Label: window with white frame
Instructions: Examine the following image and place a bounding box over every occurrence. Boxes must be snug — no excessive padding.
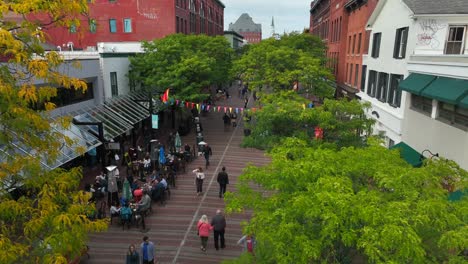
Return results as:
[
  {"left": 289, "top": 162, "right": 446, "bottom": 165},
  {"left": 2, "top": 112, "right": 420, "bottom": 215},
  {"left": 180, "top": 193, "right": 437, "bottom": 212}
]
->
[
  {"left": 376, "top": 72, "right": 389, "bottom": 102},
  {"left": 411, "top": 94, "right": 432, "bottom": 115},
  {"left": 445, "top": 26, "right": 466, "bottom": 54},
  {"left": 393, "top": 27, "right": 408, "bottom": 59},
  {"left": 371, "top": 33, "right": 381, "bottom": 58},
  {"left": 438, "top": 102, "right": 468, "bottom": 128},
  {"left": 123, "top": 18, "right": 132, "bottom": 33},
  {"left": 388, "top": 74, "right": 403, "bottom": 107},
  {"left": 367, "top": 70, "right": 377, "bottom": 97}
]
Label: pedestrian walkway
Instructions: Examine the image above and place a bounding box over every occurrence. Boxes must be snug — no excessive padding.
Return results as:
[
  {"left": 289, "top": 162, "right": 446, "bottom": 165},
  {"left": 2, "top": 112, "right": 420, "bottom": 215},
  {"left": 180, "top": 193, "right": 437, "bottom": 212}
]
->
[{"left": 81, "top": 86, "right": 270, "bottom": 263}]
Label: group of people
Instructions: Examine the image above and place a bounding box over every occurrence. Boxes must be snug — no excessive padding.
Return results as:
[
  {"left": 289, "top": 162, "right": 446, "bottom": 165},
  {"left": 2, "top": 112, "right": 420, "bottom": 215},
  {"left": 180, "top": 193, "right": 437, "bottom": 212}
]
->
[
  {"left": 192, "top": 166, "right": 229, "bottom": 198},
  {"left": 126, "top": 236, "right": 156, "bottom": 264},
  {"left": 197, "top": 210, "right": 227, "bottom": 252}
]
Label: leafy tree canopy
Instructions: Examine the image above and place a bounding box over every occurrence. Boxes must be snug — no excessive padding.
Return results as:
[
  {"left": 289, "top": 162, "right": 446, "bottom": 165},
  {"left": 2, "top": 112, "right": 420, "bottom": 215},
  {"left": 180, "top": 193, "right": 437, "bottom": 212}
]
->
[
  {"left": 243, "top": 91, "right": 374, "bottom": 150},
  {"left": 226, "top": 138, "right": 468, "bottom": 264},
  {"left": 231, "top": 33, "right": 334, "bottom": 100},
  {"left": 0, "top": 1, "right": 107, "bottom": 263},
  {"left": 129, "top": 34, "right": 234, "bottom": 101}
]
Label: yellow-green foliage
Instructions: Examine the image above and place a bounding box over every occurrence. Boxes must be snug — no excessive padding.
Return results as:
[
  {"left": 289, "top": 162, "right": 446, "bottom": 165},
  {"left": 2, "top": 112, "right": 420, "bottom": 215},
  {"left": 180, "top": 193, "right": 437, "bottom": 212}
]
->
[{"left": 0, "top": 1, "right": 107, "bottom": 263}]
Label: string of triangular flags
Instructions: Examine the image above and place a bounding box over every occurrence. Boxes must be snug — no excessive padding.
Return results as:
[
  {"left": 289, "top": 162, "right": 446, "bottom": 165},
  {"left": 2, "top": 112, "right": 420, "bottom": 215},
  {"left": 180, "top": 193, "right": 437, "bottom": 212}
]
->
[{"left": 159, "top": 88, "right": 315, "bottom": 114}]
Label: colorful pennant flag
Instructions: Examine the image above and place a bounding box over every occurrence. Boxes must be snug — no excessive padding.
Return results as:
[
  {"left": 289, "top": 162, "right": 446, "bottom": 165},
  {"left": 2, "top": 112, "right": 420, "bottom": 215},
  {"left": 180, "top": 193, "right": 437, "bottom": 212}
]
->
[{"left": 160, "top": 88, "right": 170, "bottom": 103}]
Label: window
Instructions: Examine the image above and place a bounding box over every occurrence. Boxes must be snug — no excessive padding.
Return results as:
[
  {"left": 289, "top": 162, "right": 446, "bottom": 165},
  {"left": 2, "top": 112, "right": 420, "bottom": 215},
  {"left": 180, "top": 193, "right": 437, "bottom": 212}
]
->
[
  {"left": 89, "top": 19, "right": 97, "bottom": 33},
  {"left": 438, "top": 102, "right": 468, "bottom": 128},
  {"left": 387, "top": 74, "right": 403, "bottom": 107},
  {"left": 361, "top": 65, "right": 367, "bottom": 92},
  {"left": 109, "top": 19, "right": 117, "bottom": 33},
  {"left": 338, "top": 17, "right": 342, "bottom": 41},
  {"left": 110, "top": 72, "right": 118, "bottom": 97},
  {"left": 367, "top": 70, "right": 377, "bottom": 97},
  {"left": 445, "top": 26, "right": 466, "bottom": 54},
  {"left": 349, "top": 64, "right": 353, "bottom": 84},
  {"left": 371, "top": 33, "right": 381, "bottom": 58},
  {"left": 393, "top": 27, "right": 408, "bottom": 59},
  {"left": 123, "top": 18, "right": 132, "bottom": 33},
  {"left": 69, "top": 24, "right": 77, "bottom": 33},
  {"left": 376, "top": 72, "right": 389, "bottom": 102},
  {"left": 354, "top": 64, "right": 359, "bottom": 87},
  {"left": 348, "top": 36, "right": 352, "bottom": 54},
  {"left": 411, "top": 94, "right": 432, "bottom": 115},
  {"left": 352, "top": 34, "right": 356, "bottom": 54},
  {"left": 345, "top": 64, "right": 349, "bottom": 83},
  {"left": 357, "top": 33, "right": 362, "bottom": 54}
]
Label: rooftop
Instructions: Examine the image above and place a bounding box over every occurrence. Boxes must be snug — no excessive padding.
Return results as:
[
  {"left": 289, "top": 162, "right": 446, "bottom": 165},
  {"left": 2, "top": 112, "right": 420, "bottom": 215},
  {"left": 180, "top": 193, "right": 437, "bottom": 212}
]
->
[
  {"left": 228, "top": 13, "right": 262, "bottom": 33},
  {"left": 403, "top": 0, "right": 468, "bottom": 14}
]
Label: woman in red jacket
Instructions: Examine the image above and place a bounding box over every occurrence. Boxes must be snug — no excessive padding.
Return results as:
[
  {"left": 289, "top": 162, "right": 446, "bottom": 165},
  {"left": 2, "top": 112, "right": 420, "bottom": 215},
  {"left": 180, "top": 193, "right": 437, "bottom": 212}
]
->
[{"left": 197, "top": 214, "right": 213, "bottom": 252}]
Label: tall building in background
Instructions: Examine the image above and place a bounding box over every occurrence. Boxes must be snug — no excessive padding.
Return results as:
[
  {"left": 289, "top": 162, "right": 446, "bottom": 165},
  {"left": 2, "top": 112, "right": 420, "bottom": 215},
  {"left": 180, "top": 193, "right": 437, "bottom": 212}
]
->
[
  {"left": 228, "top": 13, "right": 262, "bottom": 43},
  {"left": 310, "top": 0, "right": 378, "bottom": 98},
  {"left": 41, "top": 0, "right": 225, "bottom": 50}
]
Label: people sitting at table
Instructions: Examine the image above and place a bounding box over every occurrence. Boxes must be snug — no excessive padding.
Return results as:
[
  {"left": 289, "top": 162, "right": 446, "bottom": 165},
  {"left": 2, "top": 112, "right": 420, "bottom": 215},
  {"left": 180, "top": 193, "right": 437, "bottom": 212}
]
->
[
  {"left": 110, "top": 201, "right": 121, "bottom": 216},
  {"left": 137, "top": 190, "right": 151, "bottom": 213},
  {"left": 160, "top": 177, "right": 168, "bottom": 190},
  {"left": 150, "top": 169, "right": 161, "bottom": 182},
  {"left": 120, "top": 202, "right": 132, "bottom": 229},
  {"left": 150, "top": 180, "right": 165, "bottom": 202},
  {"left": 134, "top": 188, "right": 143, "bottom": 203}
]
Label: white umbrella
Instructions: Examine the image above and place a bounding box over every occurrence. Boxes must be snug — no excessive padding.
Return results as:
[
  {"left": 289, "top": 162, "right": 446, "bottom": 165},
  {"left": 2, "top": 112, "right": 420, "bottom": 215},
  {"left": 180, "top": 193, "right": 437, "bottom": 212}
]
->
[{"left": 198, "top": 141, "right": 207, "bottom": 145}]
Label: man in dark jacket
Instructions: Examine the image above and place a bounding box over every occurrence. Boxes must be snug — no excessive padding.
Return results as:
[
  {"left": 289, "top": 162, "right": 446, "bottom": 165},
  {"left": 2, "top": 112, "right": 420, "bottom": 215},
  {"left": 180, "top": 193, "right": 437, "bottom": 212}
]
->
[
  {"left": 203, "top": 144, "right": 212, "bottom": 168},
  {"left": 211, "top": 209, "right": 227, "bottom": 250},
  {"left": 217, "top": 167, "right": 229, "bottom": 198}
]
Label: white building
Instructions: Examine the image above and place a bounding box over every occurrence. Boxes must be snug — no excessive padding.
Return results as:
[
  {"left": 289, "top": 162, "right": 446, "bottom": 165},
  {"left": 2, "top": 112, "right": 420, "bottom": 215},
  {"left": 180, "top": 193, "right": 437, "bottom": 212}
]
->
[
  {"left": 359, "top": 0, "right": 417, "bottom": 147},
  {"left": 398, "top": 0, "right": 468, "bottom": 169}
]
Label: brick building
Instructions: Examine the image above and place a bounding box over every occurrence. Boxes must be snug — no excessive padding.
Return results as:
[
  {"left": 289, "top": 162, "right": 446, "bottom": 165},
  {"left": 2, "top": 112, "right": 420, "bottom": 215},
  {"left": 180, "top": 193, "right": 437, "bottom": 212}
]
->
[
  {"left": 342, "top": 0, "right": 378, "bottom": 97},
  {"left": 228, "top": 13, "right": 262, "bottom": 44},
  {"left": 310, "top": 0, "right": 377, "bottom": 98},
  {"left": 41, "top": 0, "right": 225, "bottom": 50}
]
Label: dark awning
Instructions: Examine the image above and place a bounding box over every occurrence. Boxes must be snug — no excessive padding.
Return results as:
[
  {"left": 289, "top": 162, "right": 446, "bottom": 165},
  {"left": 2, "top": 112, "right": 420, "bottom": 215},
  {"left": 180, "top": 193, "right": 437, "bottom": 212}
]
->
[
  {"left": 70, "top": 90, "right": 158, "bottom": 141},
  {"left": 0, "top": 123, "right": 101, "bottom": 170},
  {"left": 399, "top": 73, "right": 436, "bottom": 95},
  {"left": 390, "top": 141, "right": 422, "bottom": 167},
  {"left": 421, "top": 77, "right": 468, "bottom": 105}
]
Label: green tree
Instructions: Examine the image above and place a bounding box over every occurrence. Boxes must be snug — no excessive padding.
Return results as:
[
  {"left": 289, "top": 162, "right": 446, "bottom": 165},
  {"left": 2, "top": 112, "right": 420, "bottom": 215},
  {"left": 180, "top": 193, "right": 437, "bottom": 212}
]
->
[
  {"left": 0, "top": 1, "right": 108, "bottom": 263},
  {"left": 129, "top": 34, "right": 234, "bottom": 101},
  {"left": 243, "top": 91, "right": 374, "bottom": 150},
  {"left": 231, "top": 33, "right": 334, "bottom": 99},
  {"left": 226, "top": 138, "right": 468, "bottom": 264}
]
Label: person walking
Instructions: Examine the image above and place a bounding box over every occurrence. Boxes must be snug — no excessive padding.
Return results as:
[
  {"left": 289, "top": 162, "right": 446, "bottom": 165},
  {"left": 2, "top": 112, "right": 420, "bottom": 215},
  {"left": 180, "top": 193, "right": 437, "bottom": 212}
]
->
[
  {"left": 211, "top": 209, "right": 227, "bottom": 250},
  {"left": 126, "top": 244, "right": 140, "bottom": 264},
  {"left": 193, "top": 167, "right": 205, "bottom": 196},
  {"left": 217, "top": 167, "right": 229, "bottom": 198},
  {"left": 140, "top": 236, "right": 155, "bottom": 264},
  {"left": 203, "top": 144, "right": 212, "bottom": 168},
  {"left": 197, "top": 214, "right": 212, "bottom": 252}
]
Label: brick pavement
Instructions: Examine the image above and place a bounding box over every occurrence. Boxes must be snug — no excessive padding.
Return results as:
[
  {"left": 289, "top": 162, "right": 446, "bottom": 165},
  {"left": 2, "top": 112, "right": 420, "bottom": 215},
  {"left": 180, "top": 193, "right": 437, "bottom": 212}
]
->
[{"left": 81, "top": 86, "right": 270, "bottom": 264}]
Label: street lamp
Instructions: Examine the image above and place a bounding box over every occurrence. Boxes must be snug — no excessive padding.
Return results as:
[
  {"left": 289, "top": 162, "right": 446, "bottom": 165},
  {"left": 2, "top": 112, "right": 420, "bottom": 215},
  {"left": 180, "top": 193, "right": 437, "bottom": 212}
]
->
[{"left": 420, "top": 149, "right": 439, "bottom": 160}]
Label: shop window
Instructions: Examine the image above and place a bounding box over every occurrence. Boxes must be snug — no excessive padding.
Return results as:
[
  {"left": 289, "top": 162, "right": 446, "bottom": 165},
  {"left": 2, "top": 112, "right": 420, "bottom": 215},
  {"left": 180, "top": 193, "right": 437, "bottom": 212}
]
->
[
  {"left": 438, "top": 102, "right": 468, "bottom": 129},
  {"left": 411, "top": 94, "right": 432, "bottom": 115}
]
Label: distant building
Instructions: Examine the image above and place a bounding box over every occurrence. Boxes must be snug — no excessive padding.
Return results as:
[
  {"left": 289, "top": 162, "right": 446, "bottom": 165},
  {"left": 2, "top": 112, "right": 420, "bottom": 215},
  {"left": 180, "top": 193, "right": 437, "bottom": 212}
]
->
[
  {"left": 228, "top": 13, "right": 262, "bottom": 44},
  {"left": 40, "top": 0, "right": 225, "bottom": 50},
  {"left": 224, "top": 31, "right": 244, "bottom": 49}
]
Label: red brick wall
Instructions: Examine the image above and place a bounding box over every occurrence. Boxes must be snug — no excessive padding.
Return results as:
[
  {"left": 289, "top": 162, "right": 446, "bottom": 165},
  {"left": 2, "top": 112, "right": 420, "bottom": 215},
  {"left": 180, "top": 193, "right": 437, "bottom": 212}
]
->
[
  {"left": 344, "top": 0, "right": 378, "bottom": 91},
  {"left": 42, "top": 0, "right": 224, "bottom": 49},
  {"left": 241, "top": 32, "right": 262, "bottom": 43}
]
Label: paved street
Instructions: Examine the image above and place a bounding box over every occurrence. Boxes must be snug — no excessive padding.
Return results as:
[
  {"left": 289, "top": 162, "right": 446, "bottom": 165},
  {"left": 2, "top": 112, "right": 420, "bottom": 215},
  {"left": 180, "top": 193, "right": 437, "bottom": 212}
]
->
[{"left": 82, "top": 88, "right": 270, "bottom": 264}]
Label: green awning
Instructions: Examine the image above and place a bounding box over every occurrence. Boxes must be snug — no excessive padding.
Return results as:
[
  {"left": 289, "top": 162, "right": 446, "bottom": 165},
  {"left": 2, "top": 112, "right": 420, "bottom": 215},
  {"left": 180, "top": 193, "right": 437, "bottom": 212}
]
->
[
  {"left": 421, "top": 77, "right": 468, "bottom": 104},
  {"left": 448, "top": 189, "right": 466, "bottom": 202},
  {"left": 399, "top": 73, "right": 436, "bottom": 95},
  {"left": 390, "top": 142, "right": 422, "bottom": 167},
  {"left": 459, "top": 95, "right": 468, "bottom": 109}
]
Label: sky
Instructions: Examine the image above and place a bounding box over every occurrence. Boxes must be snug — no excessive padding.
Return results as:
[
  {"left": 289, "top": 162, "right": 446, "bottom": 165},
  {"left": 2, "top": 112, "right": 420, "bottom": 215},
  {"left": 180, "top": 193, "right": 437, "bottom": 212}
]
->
[{"left": 222, "top": 0, "right": 312, "bottom": 38}]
